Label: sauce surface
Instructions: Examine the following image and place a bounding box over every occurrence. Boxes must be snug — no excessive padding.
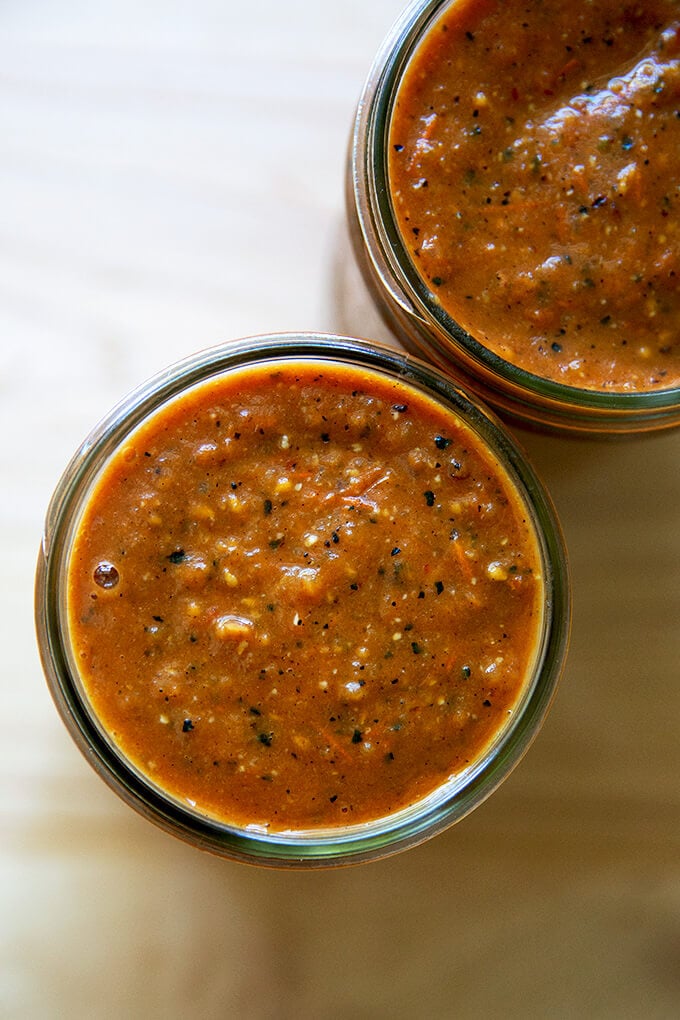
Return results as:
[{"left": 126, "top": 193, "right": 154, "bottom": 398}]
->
[
  {"left": 389, "top": 0, "right": 680, "bottom": 391},
  {"left": 68, "top": 362, "right": 543, "bottom": 831}
]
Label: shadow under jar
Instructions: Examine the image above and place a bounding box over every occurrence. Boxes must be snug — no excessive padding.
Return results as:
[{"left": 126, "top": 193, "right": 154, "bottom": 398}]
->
[
  {"left": 348, "top": 0, "right": 680, "bottom": 434},
  {"left": 36, "top": 334, "right": 569, "bottom": 867}
]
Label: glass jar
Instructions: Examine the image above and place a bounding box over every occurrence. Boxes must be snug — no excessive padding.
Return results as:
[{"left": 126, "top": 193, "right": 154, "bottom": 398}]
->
[
  {"left": 36, "top": 333, "right": 569, "bottom": 867},
  {"left": 347, "top": 0, "right": 680, "bottom": 435}
]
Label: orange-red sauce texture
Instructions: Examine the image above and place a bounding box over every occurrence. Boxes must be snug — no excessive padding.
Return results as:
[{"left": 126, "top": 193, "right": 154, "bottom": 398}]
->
[
  {"left": 389, "top": 0, "right": 680, "bottom": 391},
  {"left": 68, "top": 362, "right": 543, "bottom": 830}
]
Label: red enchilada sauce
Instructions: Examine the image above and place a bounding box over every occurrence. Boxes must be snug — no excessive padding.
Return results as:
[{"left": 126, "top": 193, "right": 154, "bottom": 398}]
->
[
  {"left": 389, "top": 0, "right": 680, "bottom": 391},
  {"left": 68, "top": 363, "right": 543, "bottom": 830}
]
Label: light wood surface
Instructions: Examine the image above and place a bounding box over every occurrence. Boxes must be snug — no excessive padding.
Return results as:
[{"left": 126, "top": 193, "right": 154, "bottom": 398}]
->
[{"left": 2, "top": 2, "right": 679, "bottom": 1017}]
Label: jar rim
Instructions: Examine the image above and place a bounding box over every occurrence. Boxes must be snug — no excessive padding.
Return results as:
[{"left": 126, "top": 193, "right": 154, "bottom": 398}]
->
[
  {"left": 36, "top": 332, "right": 570, "bottom": 867},
  {"left": 349, "top": 0, "right": 680, "bottom": 431}
]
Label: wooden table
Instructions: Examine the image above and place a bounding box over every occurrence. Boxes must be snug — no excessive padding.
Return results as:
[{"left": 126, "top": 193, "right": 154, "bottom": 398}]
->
[{"left": 2, "top": 2, "right": 678, "bottom": 1016}]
